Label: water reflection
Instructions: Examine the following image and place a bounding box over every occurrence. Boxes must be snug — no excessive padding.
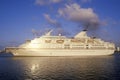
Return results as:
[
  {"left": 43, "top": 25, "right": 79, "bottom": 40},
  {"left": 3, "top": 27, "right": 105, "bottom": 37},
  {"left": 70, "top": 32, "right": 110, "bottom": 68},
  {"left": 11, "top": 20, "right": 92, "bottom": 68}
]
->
[{"left": 0, "top": 55, "right": 120, "bottom": 80}]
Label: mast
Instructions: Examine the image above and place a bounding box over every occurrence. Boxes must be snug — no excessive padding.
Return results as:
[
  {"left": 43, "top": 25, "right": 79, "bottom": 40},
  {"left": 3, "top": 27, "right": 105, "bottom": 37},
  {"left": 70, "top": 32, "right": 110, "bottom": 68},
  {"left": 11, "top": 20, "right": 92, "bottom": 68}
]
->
[{"left": 45, "top": 29, "right": 53, "bottom": 36}]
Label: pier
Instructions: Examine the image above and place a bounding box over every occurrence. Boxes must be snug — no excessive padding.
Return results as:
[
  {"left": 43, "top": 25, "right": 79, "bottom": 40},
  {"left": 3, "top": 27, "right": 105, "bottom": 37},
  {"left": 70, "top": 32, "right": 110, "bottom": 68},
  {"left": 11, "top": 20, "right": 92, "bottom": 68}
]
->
[
  {"left": 116, "top": 47, "right": 120, "bottom": 52},
  {"left": 115, "top": 47, "right": 120, "bottom": 54}
]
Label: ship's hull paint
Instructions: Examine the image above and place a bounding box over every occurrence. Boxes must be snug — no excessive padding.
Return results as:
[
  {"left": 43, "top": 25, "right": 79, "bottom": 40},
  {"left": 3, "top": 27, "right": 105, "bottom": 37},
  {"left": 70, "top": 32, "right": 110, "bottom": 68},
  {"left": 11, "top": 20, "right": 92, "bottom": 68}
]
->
[{"left": 9, "top": 49, "right": 114, "bottom": 56}]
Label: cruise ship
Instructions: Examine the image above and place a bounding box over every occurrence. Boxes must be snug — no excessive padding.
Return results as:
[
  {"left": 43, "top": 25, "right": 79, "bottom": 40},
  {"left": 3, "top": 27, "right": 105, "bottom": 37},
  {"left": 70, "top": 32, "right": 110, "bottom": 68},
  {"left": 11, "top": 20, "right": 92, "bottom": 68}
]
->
[{"left": 5, "top": 30, "right": 115, "bottom": 56}]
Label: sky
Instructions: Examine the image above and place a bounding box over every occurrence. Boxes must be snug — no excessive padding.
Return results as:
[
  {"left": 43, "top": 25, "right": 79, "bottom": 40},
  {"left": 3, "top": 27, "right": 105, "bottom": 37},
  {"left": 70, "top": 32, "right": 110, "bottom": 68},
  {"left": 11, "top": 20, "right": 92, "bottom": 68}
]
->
[{"left": 0, "top": 0, "right": 120, "bottom": 49}]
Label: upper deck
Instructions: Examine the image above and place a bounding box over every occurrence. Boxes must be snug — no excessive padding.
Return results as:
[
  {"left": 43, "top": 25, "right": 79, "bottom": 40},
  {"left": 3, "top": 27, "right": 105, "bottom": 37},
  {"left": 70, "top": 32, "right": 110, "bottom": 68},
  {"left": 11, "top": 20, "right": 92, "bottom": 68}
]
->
[{"left": 17, "top": 30, "right": 115, "bottom": 50}]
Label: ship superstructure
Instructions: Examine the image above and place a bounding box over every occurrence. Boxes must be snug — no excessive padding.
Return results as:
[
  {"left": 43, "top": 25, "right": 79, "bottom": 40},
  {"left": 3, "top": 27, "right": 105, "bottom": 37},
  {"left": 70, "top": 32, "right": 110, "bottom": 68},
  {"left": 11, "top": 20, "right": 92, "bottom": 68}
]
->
[{"left": 5, "top": 30, "right": 115, "bottom": 56}]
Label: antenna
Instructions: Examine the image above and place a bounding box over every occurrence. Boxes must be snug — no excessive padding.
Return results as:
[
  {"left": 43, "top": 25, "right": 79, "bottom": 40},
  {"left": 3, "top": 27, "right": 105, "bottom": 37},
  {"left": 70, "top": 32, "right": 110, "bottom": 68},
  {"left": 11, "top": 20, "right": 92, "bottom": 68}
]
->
[
  {"left": 45, "top": 29, "right": 53, "bottom": 36},
  {"left": 84, "top": 23, "right": 90, "bottom": 31},
  {"left": 32, "top": 29, "right": 39, "bottom": 38}
]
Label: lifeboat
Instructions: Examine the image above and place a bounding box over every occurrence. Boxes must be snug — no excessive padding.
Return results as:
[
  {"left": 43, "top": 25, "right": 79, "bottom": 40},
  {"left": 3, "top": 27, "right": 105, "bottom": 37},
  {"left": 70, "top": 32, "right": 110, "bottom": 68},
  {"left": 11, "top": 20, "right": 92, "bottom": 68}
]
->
[
  {"left": 56, "top": 40, "right": 64, "bottom": 44},
  {"left": 45, "top": 40, "right": 51, "bottom": 43}
]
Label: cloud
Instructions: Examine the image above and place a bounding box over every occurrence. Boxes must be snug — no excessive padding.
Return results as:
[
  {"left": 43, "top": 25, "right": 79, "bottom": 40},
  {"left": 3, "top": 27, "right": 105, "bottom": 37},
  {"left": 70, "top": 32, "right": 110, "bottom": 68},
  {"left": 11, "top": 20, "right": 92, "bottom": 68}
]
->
[
  {"left": 44, "top": 14, "right": 71, "bottom": 36},
  {"left": 44, "top": 14, "right": 61, "bottom": 27},
  {"left": 35, "top": 0, "right": 62, "bottom": 5},
  {"left": 58, "top": 3, "right": 99, "bottom": 29},
  {"left": 81, "top": 0, "right": 92, "bottom": 3},
  {"left": 101, "top": 19, "right": 120, "bottom": 26}
]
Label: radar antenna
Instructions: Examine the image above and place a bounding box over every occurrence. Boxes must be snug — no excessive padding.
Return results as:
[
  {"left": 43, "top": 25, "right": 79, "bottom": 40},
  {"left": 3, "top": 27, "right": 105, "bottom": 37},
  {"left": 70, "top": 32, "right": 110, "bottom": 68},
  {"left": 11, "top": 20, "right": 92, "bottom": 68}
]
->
[{"left": 32, "top": 29, "right": 39, "bottom": 38}]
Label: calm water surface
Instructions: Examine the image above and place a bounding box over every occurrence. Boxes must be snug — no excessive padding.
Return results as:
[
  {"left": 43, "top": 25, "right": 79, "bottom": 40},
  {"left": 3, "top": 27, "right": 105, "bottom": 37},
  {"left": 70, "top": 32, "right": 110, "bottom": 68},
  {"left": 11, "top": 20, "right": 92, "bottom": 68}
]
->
[{"left": 0, "top": 53, "right": 120, "bottom": 80}]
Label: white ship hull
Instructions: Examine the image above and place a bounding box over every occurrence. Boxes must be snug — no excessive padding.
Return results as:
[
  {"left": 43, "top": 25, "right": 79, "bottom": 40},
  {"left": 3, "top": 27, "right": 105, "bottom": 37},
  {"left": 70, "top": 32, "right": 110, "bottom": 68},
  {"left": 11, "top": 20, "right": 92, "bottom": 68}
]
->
[
  {"left": 5, "top": 30, "right": 115, "bottom": 56},
  {"left": 9, "top": 49, "right": 114, "bottom": 56}
]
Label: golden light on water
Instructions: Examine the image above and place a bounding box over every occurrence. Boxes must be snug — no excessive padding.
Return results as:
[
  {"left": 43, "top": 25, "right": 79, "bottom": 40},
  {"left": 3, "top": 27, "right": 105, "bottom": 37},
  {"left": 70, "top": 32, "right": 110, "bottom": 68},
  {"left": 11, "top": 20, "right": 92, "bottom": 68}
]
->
[{"left": 30, "top": 64, "right": 39, "bottom": 73}]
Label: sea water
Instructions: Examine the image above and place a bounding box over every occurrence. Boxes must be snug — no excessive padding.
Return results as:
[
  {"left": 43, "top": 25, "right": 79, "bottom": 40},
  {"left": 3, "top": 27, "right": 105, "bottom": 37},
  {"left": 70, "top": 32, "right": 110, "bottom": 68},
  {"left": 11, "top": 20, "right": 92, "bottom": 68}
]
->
[{"left": 0, "top": 53, "right": 120, "bottom": 80}]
